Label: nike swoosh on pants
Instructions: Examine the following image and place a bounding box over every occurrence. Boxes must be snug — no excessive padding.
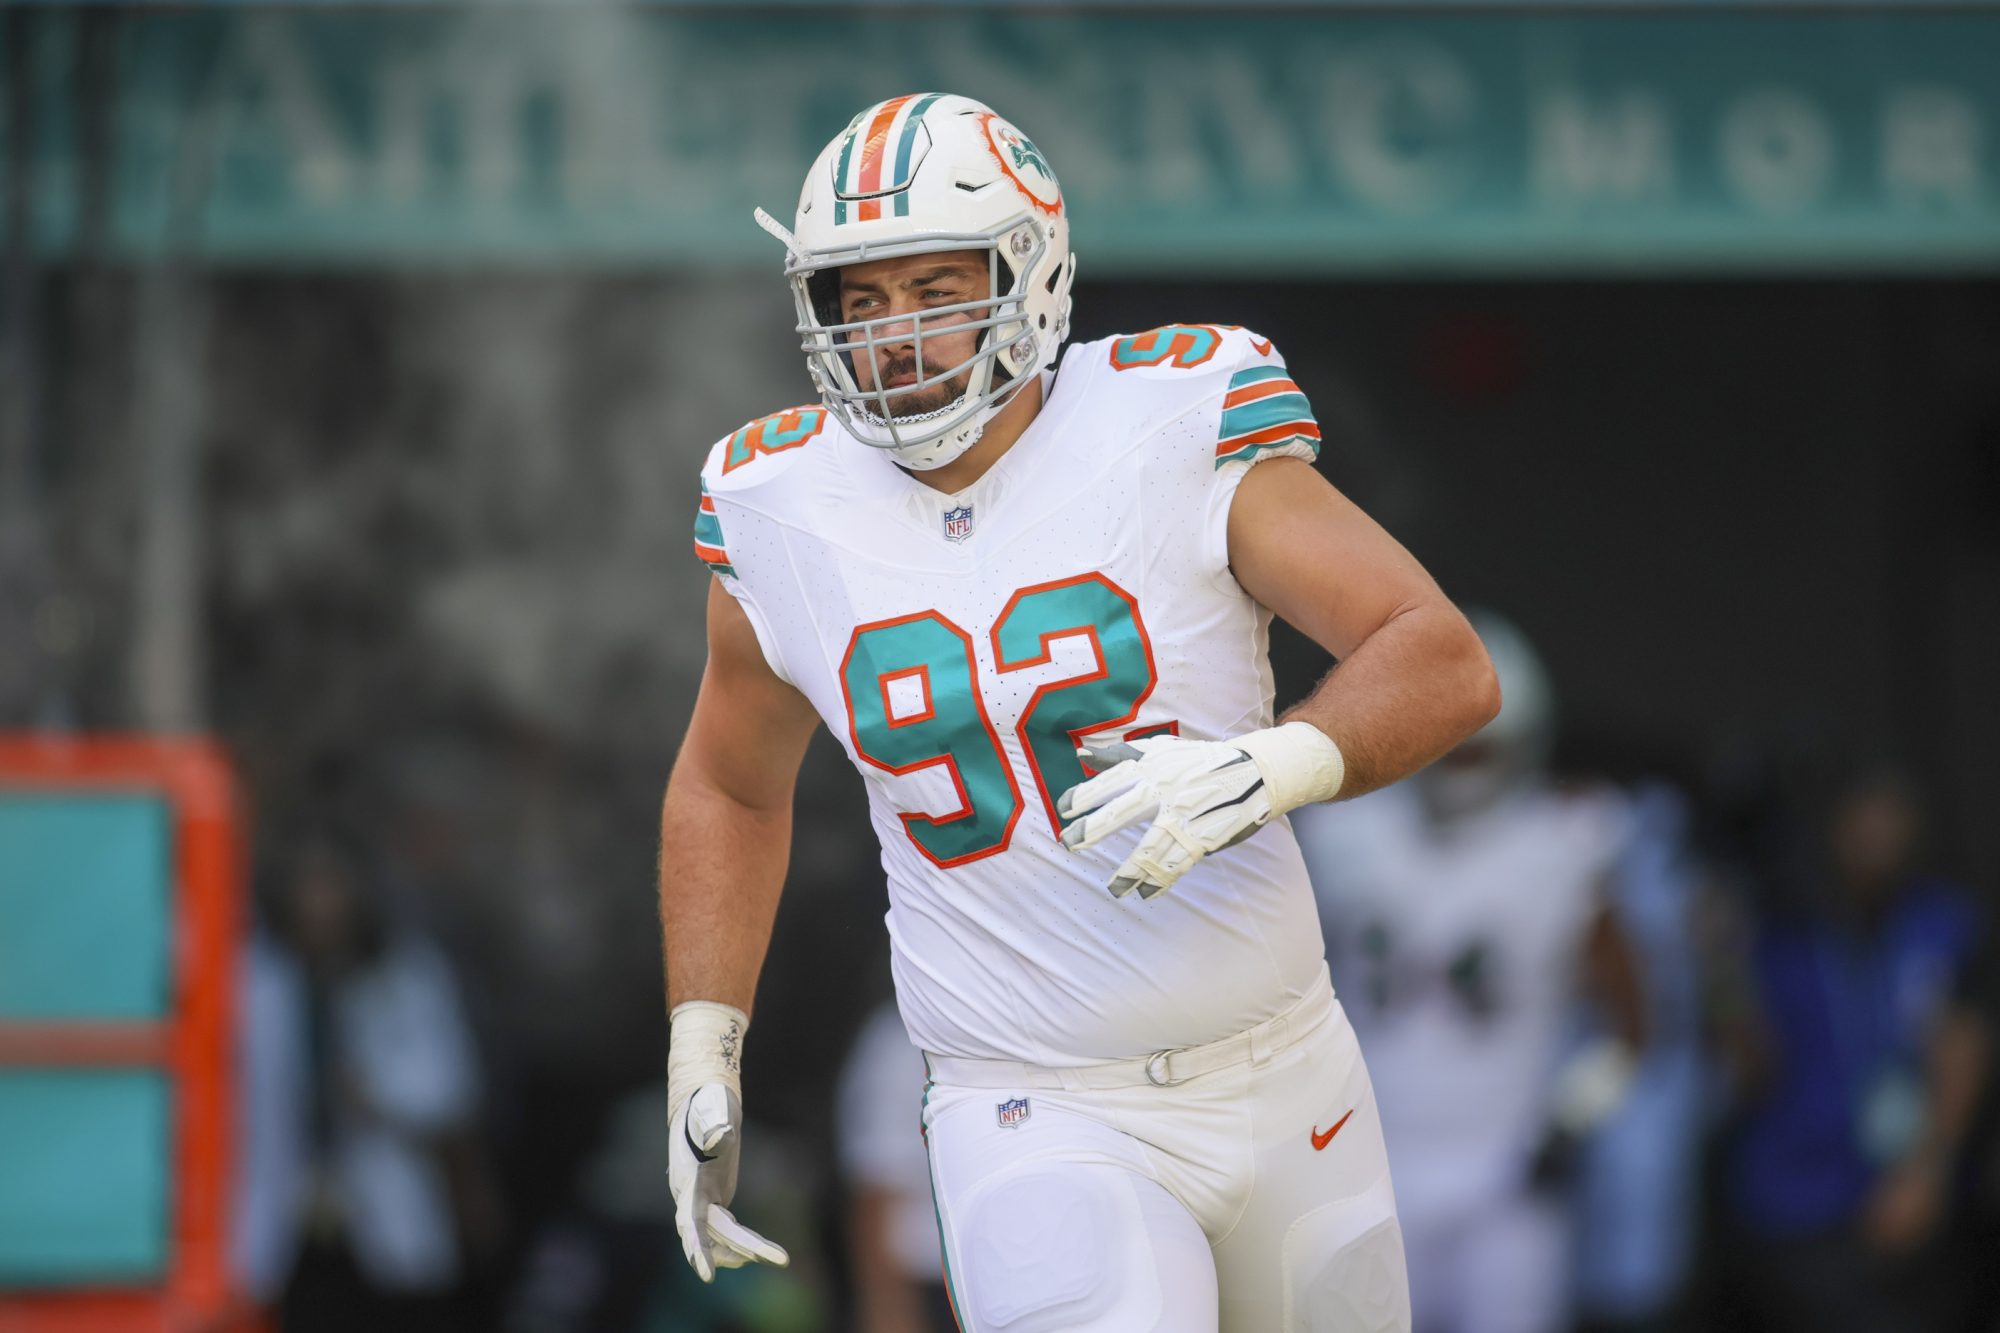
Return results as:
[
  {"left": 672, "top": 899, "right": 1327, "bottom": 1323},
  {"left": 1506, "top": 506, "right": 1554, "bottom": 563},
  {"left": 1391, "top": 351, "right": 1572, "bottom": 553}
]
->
[{"left": 1311, "top": 1108, "right": 1355, "bottom": 1151}]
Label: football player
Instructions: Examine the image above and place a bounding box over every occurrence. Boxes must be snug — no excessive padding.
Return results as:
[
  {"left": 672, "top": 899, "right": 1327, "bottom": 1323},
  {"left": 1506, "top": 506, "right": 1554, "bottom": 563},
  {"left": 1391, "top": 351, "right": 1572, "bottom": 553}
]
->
[{"left": 660, "top": 93, "right": 1499, "bottom": 1332}]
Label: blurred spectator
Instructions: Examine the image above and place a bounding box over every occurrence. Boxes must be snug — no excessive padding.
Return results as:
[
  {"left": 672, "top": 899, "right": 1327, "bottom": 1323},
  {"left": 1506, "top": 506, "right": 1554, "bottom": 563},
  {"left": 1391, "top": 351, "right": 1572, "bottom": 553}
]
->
[
  {"left": 836, "top": 1001, "right": 952, "bottom": 1333},
  {"left": 233, "top": 827, "right": 500, "bottom": 1333},
  {"left": 502, "top": 1082, "right": 681, "bottom": 1333},
  {"left": 505, "top": 1074, "right": 831, "bottom": 1332},
  {"left": 1294, "top": 611, "right": 1647, "bottom": 1333},
  {"left": 1713, "top": 766, "right": 1987, "bottom": 1333},
  {"left": 1941, "top": 926, "right": 2000, "bottom": 1333},
  {"left": 1574, "top": 784, "right": 1707, "bottom": 1333}
]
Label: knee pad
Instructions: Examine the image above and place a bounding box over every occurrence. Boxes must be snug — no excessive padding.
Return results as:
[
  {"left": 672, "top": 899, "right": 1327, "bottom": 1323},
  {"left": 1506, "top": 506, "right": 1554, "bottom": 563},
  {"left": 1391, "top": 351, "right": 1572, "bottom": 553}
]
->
[
  {"left": 1287, "top": 1177, "right": 1410, "bottom": 1333},
  {"left": 951, "top": 1166, "right": 1159, "bottom": 1332}
]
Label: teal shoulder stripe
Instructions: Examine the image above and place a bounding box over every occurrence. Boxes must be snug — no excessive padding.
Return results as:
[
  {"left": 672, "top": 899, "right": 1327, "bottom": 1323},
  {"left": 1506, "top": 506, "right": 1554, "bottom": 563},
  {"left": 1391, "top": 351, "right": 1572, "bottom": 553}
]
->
[
  {"left": 1217, "top": 437, "right": 1319, "bottom": 468},
  {"left": 1226, "top": 364, "right": 1291, "bottom": 389},
  {"left": 1220, "top": 392, "right": 1315, "bottom": 439},
  {"left": 694, "top": 477, "right": 730, "bottom": 575}
]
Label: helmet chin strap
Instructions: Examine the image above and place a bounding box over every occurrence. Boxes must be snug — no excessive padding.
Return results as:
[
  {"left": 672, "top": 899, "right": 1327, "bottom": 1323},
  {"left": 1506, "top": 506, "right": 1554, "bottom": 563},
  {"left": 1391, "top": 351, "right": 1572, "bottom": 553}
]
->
[
  {"left": 858, "top": 399, "right": 960, "bottom": 430},
  {"left": 853, "top": 399, "right": 980, "bottom": 471}
]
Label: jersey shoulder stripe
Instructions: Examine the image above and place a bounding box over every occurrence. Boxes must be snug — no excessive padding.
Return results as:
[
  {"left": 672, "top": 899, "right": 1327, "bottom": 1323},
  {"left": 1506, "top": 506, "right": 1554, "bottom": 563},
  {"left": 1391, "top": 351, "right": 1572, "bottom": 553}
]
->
[
  {"left": 692, "top": 477, "right": 735, "bottom": 578},
  {"left": 1216, "top": 361, "right": 1319, "bottom": 468},
  {"left": 1071, "top": 324, "right": 1315, "bottom": 469}
]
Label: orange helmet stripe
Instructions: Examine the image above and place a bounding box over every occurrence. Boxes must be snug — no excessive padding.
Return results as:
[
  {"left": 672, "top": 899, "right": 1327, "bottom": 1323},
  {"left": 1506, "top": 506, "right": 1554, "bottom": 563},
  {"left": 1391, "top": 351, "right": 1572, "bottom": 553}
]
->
[{"left": 854, "top": 94, "right": 917, "bottom": 221}]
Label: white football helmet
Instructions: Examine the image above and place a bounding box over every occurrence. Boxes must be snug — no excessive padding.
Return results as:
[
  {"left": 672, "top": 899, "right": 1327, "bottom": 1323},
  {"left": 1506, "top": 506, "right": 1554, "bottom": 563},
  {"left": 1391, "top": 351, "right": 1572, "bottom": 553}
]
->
[
  {"left": 754, "top": 93, "right": 1076, "bottom": 472},
  {"left": 1466, "top": 609, "right": 1554, "bottom": 764},
  {"left": 1418, "top": 609, "right": 1556, "bottom": 822}
]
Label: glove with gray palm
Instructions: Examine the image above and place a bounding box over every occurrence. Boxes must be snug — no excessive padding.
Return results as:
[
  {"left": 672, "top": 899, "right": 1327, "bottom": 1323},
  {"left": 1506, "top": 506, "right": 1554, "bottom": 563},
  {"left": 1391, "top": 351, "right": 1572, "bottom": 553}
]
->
[
  {"left": 667, "top": 1001, "right": 789, "bottom": 1282},
  {"left": 1057, "top": 722, "right": 1346, "bottom": 899}
]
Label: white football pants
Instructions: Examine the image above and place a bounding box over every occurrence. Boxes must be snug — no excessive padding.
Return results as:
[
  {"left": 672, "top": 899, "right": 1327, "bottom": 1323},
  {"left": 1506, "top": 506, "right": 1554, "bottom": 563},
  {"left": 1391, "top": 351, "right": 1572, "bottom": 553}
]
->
[{"left": 921, "top": 966, "right": 1410, "bottom": 1333}]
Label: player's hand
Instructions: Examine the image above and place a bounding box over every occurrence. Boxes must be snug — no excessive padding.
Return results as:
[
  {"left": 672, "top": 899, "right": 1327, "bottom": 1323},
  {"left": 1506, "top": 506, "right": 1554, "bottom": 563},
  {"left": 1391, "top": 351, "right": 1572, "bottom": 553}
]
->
[
  {"left": 1056, "top": 736, "right": 1279, "bottom": 898},
  {"left": 1057, "top": 723, "right": 1347, "bottom": 899},
  {"left": 668, "top": 1082, "right": 790, "bottom": 1282}
]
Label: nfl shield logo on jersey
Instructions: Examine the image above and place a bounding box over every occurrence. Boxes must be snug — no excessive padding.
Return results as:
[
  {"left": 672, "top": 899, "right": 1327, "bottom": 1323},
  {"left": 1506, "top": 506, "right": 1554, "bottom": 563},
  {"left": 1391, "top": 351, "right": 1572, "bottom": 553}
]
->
[
  {"left": 943, "top": 505, "right": 975, "bottom": 543},
  {"left": 996, "top": 1096, "right": 1030, "bottom": 1129}
]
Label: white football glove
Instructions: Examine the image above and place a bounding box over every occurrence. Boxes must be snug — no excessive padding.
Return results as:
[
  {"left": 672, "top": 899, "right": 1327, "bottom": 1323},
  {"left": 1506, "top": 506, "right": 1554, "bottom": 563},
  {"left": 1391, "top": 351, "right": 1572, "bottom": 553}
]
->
[
  {"left": 1057, "top": 722, "right": 1345, "bottom": 899},
  {"left": 667, "top": 1002, "right": 788, "bottom": 1283}
]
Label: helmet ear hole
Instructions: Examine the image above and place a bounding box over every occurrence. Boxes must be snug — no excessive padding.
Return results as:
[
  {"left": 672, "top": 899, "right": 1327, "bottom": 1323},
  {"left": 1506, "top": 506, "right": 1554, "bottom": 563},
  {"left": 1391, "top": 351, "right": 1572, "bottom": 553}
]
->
[{"left": 807, "top": 269, "right": 843, "bottom": 329}]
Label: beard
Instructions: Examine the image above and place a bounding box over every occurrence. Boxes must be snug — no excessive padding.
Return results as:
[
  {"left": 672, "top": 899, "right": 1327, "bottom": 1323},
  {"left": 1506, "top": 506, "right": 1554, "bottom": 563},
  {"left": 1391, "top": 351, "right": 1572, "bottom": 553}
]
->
[{"left": 863, "top": 354, "right": 975, "bottom": 419}]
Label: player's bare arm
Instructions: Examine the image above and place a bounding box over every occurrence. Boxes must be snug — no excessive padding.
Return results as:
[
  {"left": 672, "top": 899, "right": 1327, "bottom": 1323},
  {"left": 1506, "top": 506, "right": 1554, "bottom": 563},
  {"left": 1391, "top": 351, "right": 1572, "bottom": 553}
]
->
[
  {"left": 1537, "top": 895, "right": 1651, "bottom": 1179},
  {"left": 658, "top": 578, "right": 819, "bottom": 1283},
  {"left": 1581, "top": 901, "right": 1649, "bottom": 1053},
  {"left": 1060, "top": 455, "right": 1496, "bottom": 899},
  {"left": 1228, "top": 456, "right": 1501, "bottom": 799},
  {"left": 660, "top": 579, "right": 819, "bottom": 1013}
]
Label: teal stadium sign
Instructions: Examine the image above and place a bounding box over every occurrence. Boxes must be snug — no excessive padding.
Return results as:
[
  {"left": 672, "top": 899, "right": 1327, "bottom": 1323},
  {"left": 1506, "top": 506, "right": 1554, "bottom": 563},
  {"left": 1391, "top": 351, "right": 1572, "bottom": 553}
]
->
[{"left": 6, "top": 8, "right": 1999, "bottom": 270}]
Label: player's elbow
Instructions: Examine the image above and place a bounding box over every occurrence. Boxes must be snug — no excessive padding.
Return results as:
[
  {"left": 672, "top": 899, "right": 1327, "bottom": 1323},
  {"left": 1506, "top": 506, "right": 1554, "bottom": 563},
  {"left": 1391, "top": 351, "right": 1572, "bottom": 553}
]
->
[
  {"left": 1449, "top": 612, "right": 1503, "bottom": 740},
  {"left": 1471, "top": 642, "right": 1503, "bottom": 733}
]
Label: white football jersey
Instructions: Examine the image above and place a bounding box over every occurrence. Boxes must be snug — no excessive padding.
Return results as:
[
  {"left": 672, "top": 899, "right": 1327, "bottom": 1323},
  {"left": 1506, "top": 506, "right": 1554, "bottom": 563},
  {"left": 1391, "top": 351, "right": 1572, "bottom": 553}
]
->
[
  {"left": 1292, "top": 782, "right": 1632, "bottom": 1221},
  {"left": 694, "top": 325, "right": 1327, "bottom": 1065}
]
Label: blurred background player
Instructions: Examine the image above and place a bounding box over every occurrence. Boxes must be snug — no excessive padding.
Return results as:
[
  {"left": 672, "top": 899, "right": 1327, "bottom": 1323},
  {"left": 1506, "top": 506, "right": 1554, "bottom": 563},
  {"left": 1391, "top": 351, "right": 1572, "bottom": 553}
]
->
[
  {"left": 1294, "top": 612, "right": 1649, "bottom": 1333},
  {"left": 1572, "top": 782, "right": 1708, "bottom": 1333},
  {"left": 836, "top": 999, "right": 951, "bottom": 1333}
]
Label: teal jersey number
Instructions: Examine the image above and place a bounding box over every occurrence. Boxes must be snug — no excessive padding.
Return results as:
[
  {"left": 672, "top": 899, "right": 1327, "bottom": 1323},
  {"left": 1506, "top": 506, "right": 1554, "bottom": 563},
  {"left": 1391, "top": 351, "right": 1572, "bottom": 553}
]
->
[
  {"left": 840, "top": 575, "right": 1162, "bottom": 865},
  {"left": 841, "top": 611, "right": 1025, "bottom": 868},
  {"left": 993, "top": 574, "right": 1157, "bottom": 836}
]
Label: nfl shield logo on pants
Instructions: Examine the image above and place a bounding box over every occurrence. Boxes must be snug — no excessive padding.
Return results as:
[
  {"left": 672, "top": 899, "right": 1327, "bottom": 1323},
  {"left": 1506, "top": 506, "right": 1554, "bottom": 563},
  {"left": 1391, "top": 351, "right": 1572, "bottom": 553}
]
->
[
  {"left": 943, "top": 505, "right": 974, "bottom": 543},
  {"left": 996, "top": 1096, "right": 1030, "bottom": 1129}
]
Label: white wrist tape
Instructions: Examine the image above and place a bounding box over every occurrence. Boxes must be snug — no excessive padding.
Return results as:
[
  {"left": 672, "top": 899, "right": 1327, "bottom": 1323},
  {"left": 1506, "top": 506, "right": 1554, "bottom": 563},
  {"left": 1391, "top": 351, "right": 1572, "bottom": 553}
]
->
[
  {"left": 1234, "top": 721, "right": 1346, "bottom": 813},
  {"left": 668, "top": 1001, "right": 748, "bottom": 1106}
]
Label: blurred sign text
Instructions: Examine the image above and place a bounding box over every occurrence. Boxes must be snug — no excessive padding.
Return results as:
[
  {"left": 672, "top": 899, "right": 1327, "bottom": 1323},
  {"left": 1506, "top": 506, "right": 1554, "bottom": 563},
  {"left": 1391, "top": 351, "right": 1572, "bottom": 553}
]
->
[{"left": 5, "top": 10, "right": 1997, "bottom": 271}]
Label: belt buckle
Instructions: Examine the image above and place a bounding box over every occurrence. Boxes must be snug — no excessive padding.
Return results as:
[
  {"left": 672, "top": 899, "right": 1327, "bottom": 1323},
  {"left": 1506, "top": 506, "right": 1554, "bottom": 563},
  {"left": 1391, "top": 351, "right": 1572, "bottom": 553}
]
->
[{"left": 1144, "top": 1048, "right": 1188, "bottom": 1087}]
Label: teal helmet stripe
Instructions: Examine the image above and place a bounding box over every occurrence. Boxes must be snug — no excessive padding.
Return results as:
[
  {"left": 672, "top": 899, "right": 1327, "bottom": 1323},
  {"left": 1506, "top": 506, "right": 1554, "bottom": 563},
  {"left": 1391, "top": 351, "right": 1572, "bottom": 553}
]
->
[
  {"left": 891, "top": 92, "right": 944, "bottom": 218},
  {"left": 832, "top": 117, "right": 861, "bottom": 226}
]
